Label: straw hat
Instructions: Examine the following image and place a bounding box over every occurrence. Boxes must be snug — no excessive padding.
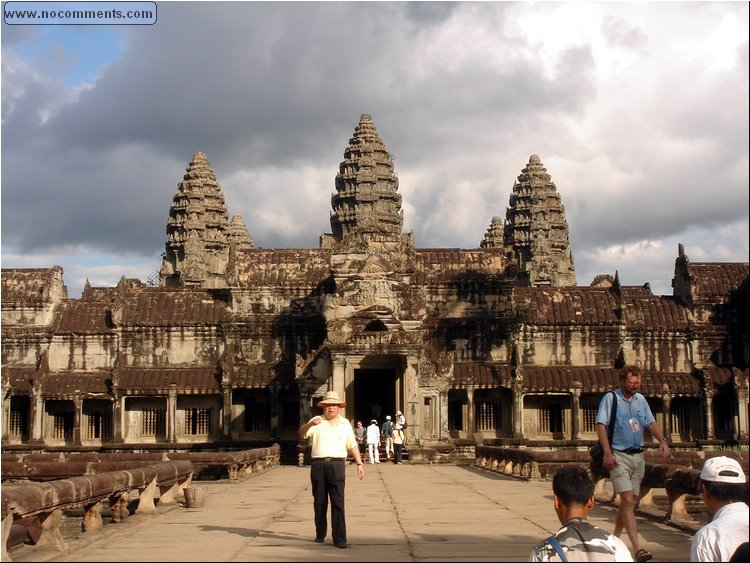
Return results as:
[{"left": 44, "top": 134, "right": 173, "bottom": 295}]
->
[{"left": 317, "top": 391, "right": 346, "bottom": 407}]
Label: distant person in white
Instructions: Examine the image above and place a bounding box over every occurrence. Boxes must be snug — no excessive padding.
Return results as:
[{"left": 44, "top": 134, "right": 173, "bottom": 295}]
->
[
  {"left": 366, "top": 419, "right": 381, "bottom": 464},
  {"left": 689, "top": 456, "right": 748, "bottom": 562}
]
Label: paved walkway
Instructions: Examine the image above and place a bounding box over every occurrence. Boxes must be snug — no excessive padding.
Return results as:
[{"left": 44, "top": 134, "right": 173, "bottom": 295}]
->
[{"left": 11, "top": 464, "right": 695, "bottom": 562}]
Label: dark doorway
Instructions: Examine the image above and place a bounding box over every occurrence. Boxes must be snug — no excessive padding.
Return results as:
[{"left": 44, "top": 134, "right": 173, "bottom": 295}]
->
[{"left": 354, "top": 369, "right": 396, "bottom": 425}]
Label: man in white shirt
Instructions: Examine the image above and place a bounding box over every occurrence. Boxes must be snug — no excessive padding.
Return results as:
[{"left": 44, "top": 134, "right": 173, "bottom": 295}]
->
[
  {"left": 690, "top": 456, "right": 748, "bottom": 562},
  {"left": 299, "top": 391, "right": 364, "bottom": 548}
]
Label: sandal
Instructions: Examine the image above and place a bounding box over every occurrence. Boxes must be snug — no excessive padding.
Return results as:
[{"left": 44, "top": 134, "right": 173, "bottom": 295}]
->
[{"left": 635, "top": 549, "right": 653, "bottom": 562}]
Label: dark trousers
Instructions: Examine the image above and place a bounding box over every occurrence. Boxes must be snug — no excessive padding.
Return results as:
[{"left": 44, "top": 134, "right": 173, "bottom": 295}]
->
[
  {"left": 394, "top": 443, "right": 403, "bottom": 463},
  {"left": 310, "top": 460, "right": 347, "bottom": 544}
]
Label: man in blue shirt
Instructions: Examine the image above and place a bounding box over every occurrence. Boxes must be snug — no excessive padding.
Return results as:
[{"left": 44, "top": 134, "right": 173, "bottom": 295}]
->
[{"left": 595, "top": 365, "right": 670, "bottom": 563}]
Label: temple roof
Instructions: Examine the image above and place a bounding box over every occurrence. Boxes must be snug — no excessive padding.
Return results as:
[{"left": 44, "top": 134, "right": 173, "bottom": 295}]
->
[
  {"left": 1, "top": 267, "right": 67, "bottom": 304},
  {"left": 231, "top": 248, "right": 331, "bottom": 287},
  {"left": 452, "top": 363, "right": 511, "bottom": 388},
  {"left": 54, "top": 300, "right": 113, "bottom": 333},
  {"left": 113, "top": 288, "right": 229, "bottom": 326},
  {"left": 119, "top": 367, "right": 221, "bottom": 393},
  {"left": 231, "top": 363, "right": 295, "bottom": 388},
  {"left": 687, "top": 262, "right": 748, "bottom": 302},
  {"left": 514, "top": 287, "right": 620, "bottom": 325}
]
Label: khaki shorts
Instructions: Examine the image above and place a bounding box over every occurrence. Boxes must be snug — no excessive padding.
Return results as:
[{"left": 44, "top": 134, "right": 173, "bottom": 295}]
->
[{"left": 609, "top": 450, "right": 645, "bottom": 495}]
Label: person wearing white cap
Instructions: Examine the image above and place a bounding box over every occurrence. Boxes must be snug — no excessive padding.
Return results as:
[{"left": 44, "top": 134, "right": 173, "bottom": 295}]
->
[
  {"left": 690, "top": 456, "right": 748, "bottom": 562},
  {"left": 299, "top": 391, "right": 365, "bottom": 549}
]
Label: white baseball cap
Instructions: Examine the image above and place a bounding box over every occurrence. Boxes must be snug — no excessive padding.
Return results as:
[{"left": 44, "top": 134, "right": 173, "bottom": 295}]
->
[
  {"left": 386, "top": 415, "right": 391, "bottom": 420},
  {"left": 700, "top": 456, "right": 747, "bottom": 484}
]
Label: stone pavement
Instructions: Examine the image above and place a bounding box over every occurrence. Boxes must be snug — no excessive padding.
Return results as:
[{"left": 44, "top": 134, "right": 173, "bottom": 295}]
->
[{"left": 10, "top": 464, "right": 695, "bottom": 562}]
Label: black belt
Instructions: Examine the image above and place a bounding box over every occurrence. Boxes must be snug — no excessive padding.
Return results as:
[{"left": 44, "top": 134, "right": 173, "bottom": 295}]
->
[
  {"left": 616, "top": 448, "right": 643, "bottom": 455},
  {"left": 312, "top": 457, "right": 345, "bottom": 462}
]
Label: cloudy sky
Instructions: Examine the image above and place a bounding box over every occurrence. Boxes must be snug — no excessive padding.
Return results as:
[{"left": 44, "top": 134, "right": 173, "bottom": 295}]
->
[{"left": 2, "top": 1, "right": 748, "bottom": 298}]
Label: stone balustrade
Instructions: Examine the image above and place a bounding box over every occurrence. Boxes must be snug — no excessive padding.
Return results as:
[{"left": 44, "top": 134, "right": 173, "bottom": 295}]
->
[
  {"left": 1, "top": 444, "right": 281, "bottom": 482},
  {"left": 477, "top": 445, "right": 748, "bottom": 529},
  {"left": 1, "top": 460, "right": 193, "bottom": 561}
]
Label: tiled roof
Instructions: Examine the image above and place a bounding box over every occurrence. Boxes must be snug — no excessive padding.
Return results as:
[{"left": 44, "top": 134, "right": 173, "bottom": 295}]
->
[
  {"left": 54, "top": 300, "right": 112, "bottom": 333},
  {"left": 41, "top": 372, "right": 111, "bottom": 396},
  {"left": 232, "top": 249, "right": 331, "bottom": 286},
  {"left": 688, "top": 263, "right": 749, "bottom": 302},
  {"left": 514, "top": 288, "right": 620, "bottom": 325},
  {"left": 452, "top": 363, "right": 511, "bottom": 388},
  {"left": 231, "top": 364, "right": 295, "bottom": 388},
  {"left": 518, "top": 366, "right": 701, "bottom": 396},
  {"left": 115, "top": 289, "right": 229, "bottom": 326},
  {"left": 3, "top": 366, "right": 37, "bottom": 393},
  {"left": 520, "top": 366, "right": 620, "bottom": 392},
  {"left": 413, "top": 249, "right": 507, "bottom": 283},
  {"left": 621, "top": 295, "right": 690, "bottom": 330},
  {"left": 118, "top": 368, "right": 221, "bottom": 393},
  {"left": 640, "top": 371, "right": 701, "bottom": 396}
]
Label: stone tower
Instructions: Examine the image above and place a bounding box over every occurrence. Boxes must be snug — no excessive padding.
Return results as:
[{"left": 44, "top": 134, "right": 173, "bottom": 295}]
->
[
  {"left": 329, "top": 114, "right": 404, "bottom": 251},
  {"left": 480, "top": 216, "right": 505, "bottom": 249},
  {"left": 504, "top": 154, "right": 576, "bottom": 287},
  {"left": 159, "top": 152, "right": 251, "bottom": 288}
]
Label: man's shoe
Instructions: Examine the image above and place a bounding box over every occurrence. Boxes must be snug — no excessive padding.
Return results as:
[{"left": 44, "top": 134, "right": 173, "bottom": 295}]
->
[
  {"left": 334, "top": 542, "right": 347, "bottom": 549},
  {"left": 314, "top": 537, "right": 324, "bottom": 543}
]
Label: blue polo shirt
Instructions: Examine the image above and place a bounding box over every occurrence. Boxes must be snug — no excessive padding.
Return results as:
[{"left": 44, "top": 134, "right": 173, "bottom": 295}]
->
[{"left": 595, "top": 388, "right": 656, "bottom": 451}]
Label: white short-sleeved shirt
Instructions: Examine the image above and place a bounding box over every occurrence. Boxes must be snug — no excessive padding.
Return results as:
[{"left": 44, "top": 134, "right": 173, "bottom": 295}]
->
[
  {"left": 690, "top": 502, "right": 749, "bottom": 562},
  {"left": 304, "top": 416, "right": 357, "bottom": 458}
]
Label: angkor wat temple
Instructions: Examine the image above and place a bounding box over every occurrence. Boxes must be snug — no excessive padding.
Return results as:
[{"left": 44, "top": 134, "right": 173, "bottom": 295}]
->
[{"left": 2, "top": 114, "right": 748, "bottom": 458}]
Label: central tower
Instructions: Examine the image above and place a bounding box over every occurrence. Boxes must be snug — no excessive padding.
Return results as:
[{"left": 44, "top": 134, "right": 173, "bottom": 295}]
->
[{"left": 329, "top": 114, "right": 404, "bottom": 250}]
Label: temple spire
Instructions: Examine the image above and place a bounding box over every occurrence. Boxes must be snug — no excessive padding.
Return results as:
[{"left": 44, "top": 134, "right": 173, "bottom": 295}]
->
[
  {"left": 329, "top": 114, "right": 403, "bottom": 247},
  {"left": 480, "top": 216, "right": 505, "bottom": 249},
  {"left": 504, "top": 154, "right": 576, "bottom": 287},
  {"left": 159, "top": 152, "right": 240, "bottom": 288}
]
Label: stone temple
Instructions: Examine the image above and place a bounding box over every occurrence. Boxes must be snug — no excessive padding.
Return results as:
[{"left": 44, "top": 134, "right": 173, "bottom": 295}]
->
[{"left": 2, "top": 114, "right": 748, "bottom": 460}]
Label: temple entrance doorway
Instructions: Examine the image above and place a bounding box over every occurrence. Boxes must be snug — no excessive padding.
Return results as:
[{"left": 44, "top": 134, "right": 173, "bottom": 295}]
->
[{"left": 353, "top": 368, "right": 397, "bottom": 425}]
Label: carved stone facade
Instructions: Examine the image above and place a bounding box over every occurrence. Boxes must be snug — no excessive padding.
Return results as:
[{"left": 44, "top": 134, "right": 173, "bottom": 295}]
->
[{"left": 2, "top": 115, "right": 748, "bottom": 454}]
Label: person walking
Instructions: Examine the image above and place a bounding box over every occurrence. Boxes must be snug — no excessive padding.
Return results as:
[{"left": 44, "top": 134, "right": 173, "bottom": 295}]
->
[
  {"left": 395, "top": 409, "right": 405, "bottom": 427},
  {"left": 690, "top": 456, "right": 748, "bottom": 562},
  {"left": 366, "top": 419, "right": 381, "bottom": 464},
  {"left": 529, "top": 466, "right": 633, "bottom": 561},
  {"left": 299, "top": 391, "right": 364, "bottom": 548},
  {"left": 595, "top": 365, "right": 670, "bottom": 563},
  {"left": 354, "top": 420, "right": 366, "bottom": 462},
  {"left": 381, "top": 415, "right": 394, "bottom": 460},
  {"left": 392, "top": 423, "right": 405, "bottom": 464}
]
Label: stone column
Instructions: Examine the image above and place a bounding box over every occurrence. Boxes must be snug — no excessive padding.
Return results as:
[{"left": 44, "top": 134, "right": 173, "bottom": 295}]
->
[
  {"left": 332, "top": 354, "right": 346, "bottom": 402},
  {"left": 734, "top": 369, "right": 748, "bottom": 442},
  {"left": 466, "top": 388, "right": 475, "bottom": 438},
  {"left": 1, "top": 393, "right": 10, "bottom": 443},
  {"left": 30, "top": 383, "right": 44, "bottom": 443},
  {"left": 662, "top": 393, "right": 672, "bottom": 441},
  {"left": 167, "top": 384, "right": 177, "bottom": 443},
  {"left": 269, "top": 383, "right": 280, "bottom": 438},
  {"left": 73, "top": 395, "right": 83, "bottom": 446},
  {"left": 512, "top": 382, "right": 524, "bottom": 439},
  {"left": 571, "top": 384, "right": 581, "bottom": 441},
  {"left": 440, "top": 390, "right": 450, "bottom": 441},
  {"left": 222, "top": 384, "right": 232, "bottom": 440},
  {"left": 112, "top": 395, "right": 124, "bottom": 443},
  {"left": 405, "top": 356, "right": 420, "bottom": 444},
  {"left": 702, "top": 370, "right": 715, "bottom": 440}
]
